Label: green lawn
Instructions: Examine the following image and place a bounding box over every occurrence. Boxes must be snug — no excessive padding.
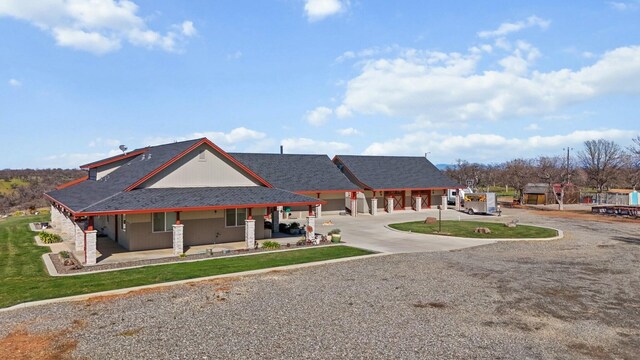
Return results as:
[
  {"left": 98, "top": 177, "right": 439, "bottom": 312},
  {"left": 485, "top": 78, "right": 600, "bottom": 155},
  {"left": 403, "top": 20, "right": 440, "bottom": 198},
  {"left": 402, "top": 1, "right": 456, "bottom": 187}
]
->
[
  {"left": 0, "top": 215, "right": 372, "bottom": 308},
  {"left": 389, "top": 220, "right": 558, "bottom": 239}
]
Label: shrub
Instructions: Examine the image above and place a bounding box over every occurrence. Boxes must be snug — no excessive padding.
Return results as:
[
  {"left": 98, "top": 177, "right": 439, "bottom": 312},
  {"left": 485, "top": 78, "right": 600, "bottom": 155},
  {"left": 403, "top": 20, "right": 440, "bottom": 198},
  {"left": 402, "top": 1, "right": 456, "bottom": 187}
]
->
[
  {"left": 38, "top": 231, "right": 63, "bottom": 244},
  {"left": 296, "top": 238, "right": 306, "bottom": 246},
  {"left": 261, "top": 241, "right": 281, "bottom": 249},
  {"left": 59, "top": 251, "right": 71, "bottom": 259},
  {"left": 328, "top": 228, "right": 341, "bottom": 235}
]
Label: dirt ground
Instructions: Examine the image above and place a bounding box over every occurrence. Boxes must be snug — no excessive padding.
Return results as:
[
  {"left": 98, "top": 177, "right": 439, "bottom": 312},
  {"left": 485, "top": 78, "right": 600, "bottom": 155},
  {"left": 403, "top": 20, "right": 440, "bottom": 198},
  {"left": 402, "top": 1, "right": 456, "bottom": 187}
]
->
[{"left": 0, "top": 207, "right": 639, "bottom": 359}]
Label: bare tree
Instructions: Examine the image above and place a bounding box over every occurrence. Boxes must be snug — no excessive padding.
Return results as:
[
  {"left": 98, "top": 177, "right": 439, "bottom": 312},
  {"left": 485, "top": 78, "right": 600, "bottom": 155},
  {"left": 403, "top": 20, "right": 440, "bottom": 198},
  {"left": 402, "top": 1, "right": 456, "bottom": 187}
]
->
[
  {"left": 503, "top": 158, "right": 535, "bottom": 204},
  {"left": 578, "top": 139, "right": 624, "bottom": 202},
  {"left": 537, "top": 156, "right": 567, "bottom": 210}
]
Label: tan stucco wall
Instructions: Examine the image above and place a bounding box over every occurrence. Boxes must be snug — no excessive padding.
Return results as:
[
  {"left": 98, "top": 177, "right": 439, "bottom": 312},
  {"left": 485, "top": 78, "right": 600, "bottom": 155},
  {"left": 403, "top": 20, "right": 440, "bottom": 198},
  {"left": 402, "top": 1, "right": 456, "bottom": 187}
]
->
[
  {"left": 140, "top": 145, "right": 261, "bottom": 188},
  {"left": 113, "top": 209, "right": 267, "bottom": 251}
]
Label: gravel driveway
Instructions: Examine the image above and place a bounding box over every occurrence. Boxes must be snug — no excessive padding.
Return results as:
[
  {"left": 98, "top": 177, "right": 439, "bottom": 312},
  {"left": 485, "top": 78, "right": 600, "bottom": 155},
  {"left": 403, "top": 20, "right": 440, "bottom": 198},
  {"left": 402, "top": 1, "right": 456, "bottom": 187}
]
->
[{"left": 1, "top": 208, "right": 638, "bottom": 359}]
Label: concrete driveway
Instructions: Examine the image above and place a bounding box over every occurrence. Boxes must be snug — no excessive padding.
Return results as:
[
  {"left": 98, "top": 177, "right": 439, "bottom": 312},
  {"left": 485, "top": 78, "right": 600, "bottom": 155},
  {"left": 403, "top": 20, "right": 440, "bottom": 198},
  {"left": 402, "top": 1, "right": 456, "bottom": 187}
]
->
[{"left": 314, "top": 208, "right": 498, "bottom": 253}]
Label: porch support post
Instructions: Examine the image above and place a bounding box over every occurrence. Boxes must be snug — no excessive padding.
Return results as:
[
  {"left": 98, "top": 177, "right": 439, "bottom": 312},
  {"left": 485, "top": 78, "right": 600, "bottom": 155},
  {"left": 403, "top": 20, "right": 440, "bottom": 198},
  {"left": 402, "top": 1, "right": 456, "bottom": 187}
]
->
[
  {"left": 370, "top": 198, "right": 378, "bottom": 216},
  {"left": 441, "top": 195, "right": 448, "bottom": 210},
  {"left": 50, "top": 205, "right": 62, "bottom": 229},
  {"left": 245, "top": 219, "right": 256, "bottom": 249},
  {"left": 387, "top": 197, "right": 394, "bottom": 213},
  {"left": 306, "top": 215, "right": 315, "bottom": 242},
  {"left": 272, "top": 209, "right": 280, "bottom": 233},
  {"left": 455, "top": 191, "right": 461, "bottom": 211},
  {"left": 350, "top": 191, "right": 357, "bottom": 217},
  {"left": 414, "top": 196, "right": 422, "bottom": 212},
  {"left": 85, "top": 229, "right": 97, "bottom": 265},
  {"left": 74, "top": 221, "right": 84, "bottom": 252},
  {"left": 172, "top": 223, "right": 184, "bottom": 255}
]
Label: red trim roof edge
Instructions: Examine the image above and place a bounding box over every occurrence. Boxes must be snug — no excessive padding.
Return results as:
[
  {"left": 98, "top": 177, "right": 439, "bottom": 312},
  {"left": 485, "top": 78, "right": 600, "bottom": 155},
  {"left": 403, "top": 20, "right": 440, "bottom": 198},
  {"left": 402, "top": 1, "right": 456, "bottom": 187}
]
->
[{"left": 55, "top": 175, "right": 89, "bottom": 190}]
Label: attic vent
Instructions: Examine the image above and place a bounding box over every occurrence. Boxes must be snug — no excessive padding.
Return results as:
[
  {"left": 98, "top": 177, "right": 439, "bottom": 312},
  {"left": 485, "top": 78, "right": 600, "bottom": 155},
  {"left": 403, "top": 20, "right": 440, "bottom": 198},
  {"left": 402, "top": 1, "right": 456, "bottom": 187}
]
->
[
  {"left": 198, "top": 149, "right": 206, "bottom": 161},
  {"left": 141, "top": 154, "right": 145, "bottom": 160}
]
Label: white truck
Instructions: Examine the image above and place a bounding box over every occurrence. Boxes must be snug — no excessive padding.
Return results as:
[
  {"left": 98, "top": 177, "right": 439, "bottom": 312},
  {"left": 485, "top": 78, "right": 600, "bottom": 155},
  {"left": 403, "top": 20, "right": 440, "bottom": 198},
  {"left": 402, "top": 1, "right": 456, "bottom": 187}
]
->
[
  {"left": 462, "top": 192, "right": 498, "bottom": 215},
  {"left": 447, "top": 188, "right": 472, "bottom": 205}
]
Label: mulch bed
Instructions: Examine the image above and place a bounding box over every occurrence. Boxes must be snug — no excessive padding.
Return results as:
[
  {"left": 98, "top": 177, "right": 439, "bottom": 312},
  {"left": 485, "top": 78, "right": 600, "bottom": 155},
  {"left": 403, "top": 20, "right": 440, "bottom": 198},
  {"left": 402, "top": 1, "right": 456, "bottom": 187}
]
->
[{"left": 49, "top": 241, "right": 338, "bottom": 275}]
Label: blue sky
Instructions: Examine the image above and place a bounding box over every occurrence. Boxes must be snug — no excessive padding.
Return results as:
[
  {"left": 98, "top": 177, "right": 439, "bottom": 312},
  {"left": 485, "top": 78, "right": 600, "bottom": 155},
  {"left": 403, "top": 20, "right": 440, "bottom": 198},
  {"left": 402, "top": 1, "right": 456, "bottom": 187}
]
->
[{"left": 1, "top": 0, "right": 639, "bottom": 169}]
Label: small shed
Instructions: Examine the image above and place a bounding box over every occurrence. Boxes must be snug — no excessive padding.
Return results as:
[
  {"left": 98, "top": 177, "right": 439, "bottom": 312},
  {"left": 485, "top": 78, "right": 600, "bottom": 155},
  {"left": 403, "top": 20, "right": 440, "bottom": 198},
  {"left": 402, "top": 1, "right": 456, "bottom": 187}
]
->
[
  {"left": 606, "top": 189, "right": 634, "bottom": 205},
  {"left": 630, "top": 190, "right": 639, "bottom": 206},
  {"left": 523, "top": 183, "right": 579, "bottom": 205}
]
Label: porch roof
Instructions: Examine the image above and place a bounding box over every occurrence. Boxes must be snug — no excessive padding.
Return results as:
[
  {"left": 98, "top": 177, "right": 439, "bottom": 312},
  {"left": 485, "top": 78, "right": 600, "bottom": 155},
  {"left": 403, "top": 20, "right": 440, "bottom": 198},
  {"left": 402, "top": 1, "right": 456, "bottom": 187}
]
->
[{"left": 75, "top": 186, "right": 324, "bottom": 216}]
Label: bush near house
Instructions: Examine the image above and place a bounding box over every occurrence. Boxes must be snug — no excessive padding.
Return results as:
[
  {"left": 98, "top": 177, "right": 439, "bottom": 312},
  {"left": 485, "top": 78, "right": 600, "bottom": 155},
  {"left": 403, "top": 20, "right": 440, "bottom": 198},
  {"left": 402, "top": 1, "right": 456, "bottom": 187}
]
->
[
  {"left": 38, "top": 231, "right": 63, "bottom": 244},
  {"left": 261, "top": 241, "right": 281, "bottom": 249}
]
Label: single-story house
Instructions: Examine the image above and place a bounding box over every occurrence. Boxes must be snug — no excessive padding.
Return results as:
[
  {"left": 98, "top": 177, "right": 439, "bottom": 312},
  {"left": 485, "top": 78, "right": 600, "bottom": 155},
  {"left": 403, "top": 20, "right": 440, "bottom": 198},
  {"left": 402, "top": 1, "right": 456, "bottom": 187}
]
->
[
  {"left": 229, "top": 152, "right": 361, "bottom": 219},
  {"left": 332, "top": 155, "right": 461, "bottom": 214},
  {"left": 45, "top": 138, "right": 323, "bottom": 265}
]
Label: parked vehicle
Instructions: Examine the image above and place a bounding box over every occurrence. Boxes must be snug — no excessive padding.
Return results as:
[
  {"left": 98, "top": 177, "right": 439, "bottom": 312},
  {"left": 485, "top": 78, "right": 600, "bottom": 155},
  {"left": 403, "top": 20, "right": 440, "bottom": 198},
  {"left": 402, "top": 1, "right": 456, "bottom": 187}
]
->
[
  {"left": 462, "top": 192, "right": 498, "bottom": 215},
  {"left": 447, "top": 187, "right": 472, "bottom": 205}
]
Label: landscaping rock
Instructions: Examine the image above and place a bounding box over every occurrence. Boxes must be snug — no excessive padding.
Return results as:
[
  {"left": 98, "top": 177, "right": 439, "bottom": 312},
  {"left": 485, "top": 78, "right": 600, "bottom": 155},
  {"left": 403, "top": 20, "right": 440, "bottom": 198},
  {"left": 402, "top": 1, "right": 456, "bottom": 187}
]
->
[
  {"left": 474, "top": 227, "right": 492, "bottom": 234},
  {"left": 424, "top": 217, "right": 437, "bottom": 224}
]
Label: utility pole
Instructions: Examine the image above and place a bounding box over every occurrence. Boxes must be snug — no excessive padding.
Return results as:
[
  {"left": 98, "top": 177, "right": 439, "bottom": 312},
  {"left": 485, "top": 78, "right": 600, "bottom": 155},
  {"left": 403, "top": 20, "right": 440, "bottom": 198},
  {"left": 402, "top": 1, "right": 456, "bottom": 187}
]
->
[{"left": 563, "top": 147, "right": 573, "bottom": 184}]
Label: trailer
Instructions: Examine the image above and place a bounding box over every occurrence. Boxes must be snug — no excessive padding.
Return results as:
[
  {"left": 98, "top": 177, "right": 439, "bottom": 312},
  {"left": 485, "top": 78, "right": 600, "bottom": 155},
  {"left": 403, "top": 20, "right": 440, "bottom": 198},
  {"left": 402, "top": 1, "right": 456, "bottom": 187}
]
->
[{"left": 462, "top": 192, "right": 498, "bottom": 215}]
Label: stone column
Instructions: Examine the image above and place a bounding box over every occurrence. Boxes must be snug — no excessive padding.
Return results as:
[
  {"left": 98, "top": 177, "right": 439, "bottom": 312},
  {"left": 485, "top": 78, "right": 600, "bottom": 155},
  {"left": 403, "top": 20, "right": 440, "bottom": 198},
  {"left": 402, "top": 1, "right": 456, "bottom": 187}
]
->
[
  {"left": 441, "top": 196, "right": 448, "bottom": 210},
  {"left": 455, "top": 192, "right": 461, "bottom": 211},
  {"left": 245, "top": 219, "right": 256, "bottom": 249},
  {"left": 172, "top": 223, "right": 184, "bottom": 255},
  {"left": 50, "top": 205, "right": 61, "bottom": 229},
  {"left": 85, "top": 229, "right": 97, "bottom": 265},
  {"left": 74, "top": 221, "right": 84, "bottom": 252},
  {"left": 414, "top": 196, "right": 422, "bottom": 212},
  {"left": 387, "top": 197, "right": 394, "bottom": 213},
  {"left": 61, "top": 215, "right": 75, "bottom": 241},
  {"left": 271, "top": 209, "right": 280, "bottom": 233},
  {"left": 350, "top": 198, "right": 357, "bottom": 217},
  {"left": 306, "top": 216, "right": 315, "bottom": 242},
  {"left": 315, "top": 204, "right": 322, "bottom": 219},
  {"left": 370, "top": 198, "right": 378, "bottom": 216}
]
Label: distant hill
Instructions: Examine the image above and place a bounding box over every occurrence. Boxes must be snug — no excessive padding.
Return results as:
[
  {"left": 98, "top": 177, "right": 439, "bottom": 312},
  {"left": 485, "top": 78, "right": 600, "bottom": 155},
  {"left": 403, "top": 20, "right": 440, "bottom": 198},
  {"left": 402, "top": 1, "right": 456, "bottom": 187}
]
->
[{"left": 0, "top": 169, "right": 85, "bottom": 215}]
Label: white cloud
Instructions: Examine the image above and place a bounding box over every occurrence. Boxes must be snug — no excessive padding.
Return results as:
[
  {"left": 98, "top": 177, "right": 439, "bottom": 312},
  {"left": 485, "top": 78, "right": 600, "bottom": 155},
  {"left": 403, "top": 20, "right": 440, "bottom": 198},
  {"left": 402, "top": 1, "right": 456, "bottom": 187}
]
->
[
  {"left": 304, "top": 0, "right": 346, "bottom": 22},
  {"left": 281, "top": 137, "right": 350, "bottom": 155},
  {"left": 305, "top": 106, "right": 333, "bottom": 126},
  {"left": 0, "top": 0, "right": 195, "bottom": 54},
  {"left": 144, "top": 127, "right": 266, "bottom": 150},
  {"left": 337, "top": 127, "right": 361, "bottom": 136},
  {"left": 8, "top": 78, "right": 21, "bottom": 87},
  {"left": 362, "top": 129, "right": 636, "bottom": 162},
  {"left": 181, "top": 20, "right": 196, "bottom": 36},
  {"left": 335, "top": 44, "right": 640, "bottom": 127},
  {"left": 608, "top": 1, "right": 639, "bottom": 11},
  {"left": 227, "top": 50, "right": 243, "bottom": 60},
  {"left": 478, "top": 15, "right": 550, "bottom": 38},
  {"left": 524, "top": 123, "right": 540, "bottom": 131},
  {"left": 363, "top": 129, "right": 637, "bottom": 162}
]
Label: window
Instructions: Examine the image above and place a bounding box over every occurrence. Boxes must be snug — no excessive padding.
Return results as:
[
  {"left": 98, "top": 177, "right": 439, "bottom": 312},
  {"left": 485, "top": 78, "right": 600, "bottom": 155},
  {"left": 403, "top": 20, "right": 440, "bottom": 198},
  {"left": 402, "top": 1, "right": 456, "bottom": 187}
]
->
[
  {"left": 120, "top": 214, "right": 126, "bottom": 232},
  {"left": 225, "top": 208, "right": 247, "bottom": 227},
  {"left": 152, "top": 212, "right": 177, "bottom": 232}
]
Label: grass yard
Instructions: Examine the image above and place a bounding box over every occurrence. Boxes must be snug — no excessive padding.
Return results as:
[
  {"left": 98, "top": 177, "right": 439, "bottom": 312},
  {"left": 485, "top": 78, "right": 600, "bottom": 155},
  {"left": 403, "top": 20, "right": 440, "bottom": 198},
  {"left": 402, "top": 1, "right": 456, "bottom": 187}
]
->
[
  {"left": 389, "top": 220, "right": 558, "bottom": 239},
  {"left": 0, "top": 215, "right": 373, "bottom": 308}
]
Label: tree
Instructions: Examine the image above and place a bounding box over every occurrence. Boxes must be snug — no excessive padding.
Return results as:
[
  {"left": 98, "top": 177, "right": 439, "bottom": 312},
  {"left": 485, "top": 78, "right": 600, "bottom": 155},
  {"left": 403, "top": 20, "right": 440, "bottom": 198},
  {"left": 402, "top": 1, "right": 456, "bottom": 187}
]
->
[
  {"left": 537, "top": 156, "right": 568, "bottom": 210},
  {"left": 503, "top": 158, "right": 535, "bottom": 204},
  {"left": 578, "top": 139, "right": 624, "bottom": 202}
]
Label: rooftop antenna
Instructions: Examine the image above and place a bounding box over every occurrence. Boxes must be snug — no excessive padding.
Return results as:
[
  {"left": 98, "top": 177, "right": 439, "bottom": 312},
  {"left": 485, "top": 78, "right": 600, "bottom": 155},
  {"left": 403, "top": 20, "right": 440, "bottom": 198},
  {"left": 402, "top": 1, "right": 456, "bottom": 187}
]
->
[
  {"left": 280, "top": 145, "right": 283, "bottom": 154},
  {"left": 119, "top": 145, "right": 128, "bottom": 155}
]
